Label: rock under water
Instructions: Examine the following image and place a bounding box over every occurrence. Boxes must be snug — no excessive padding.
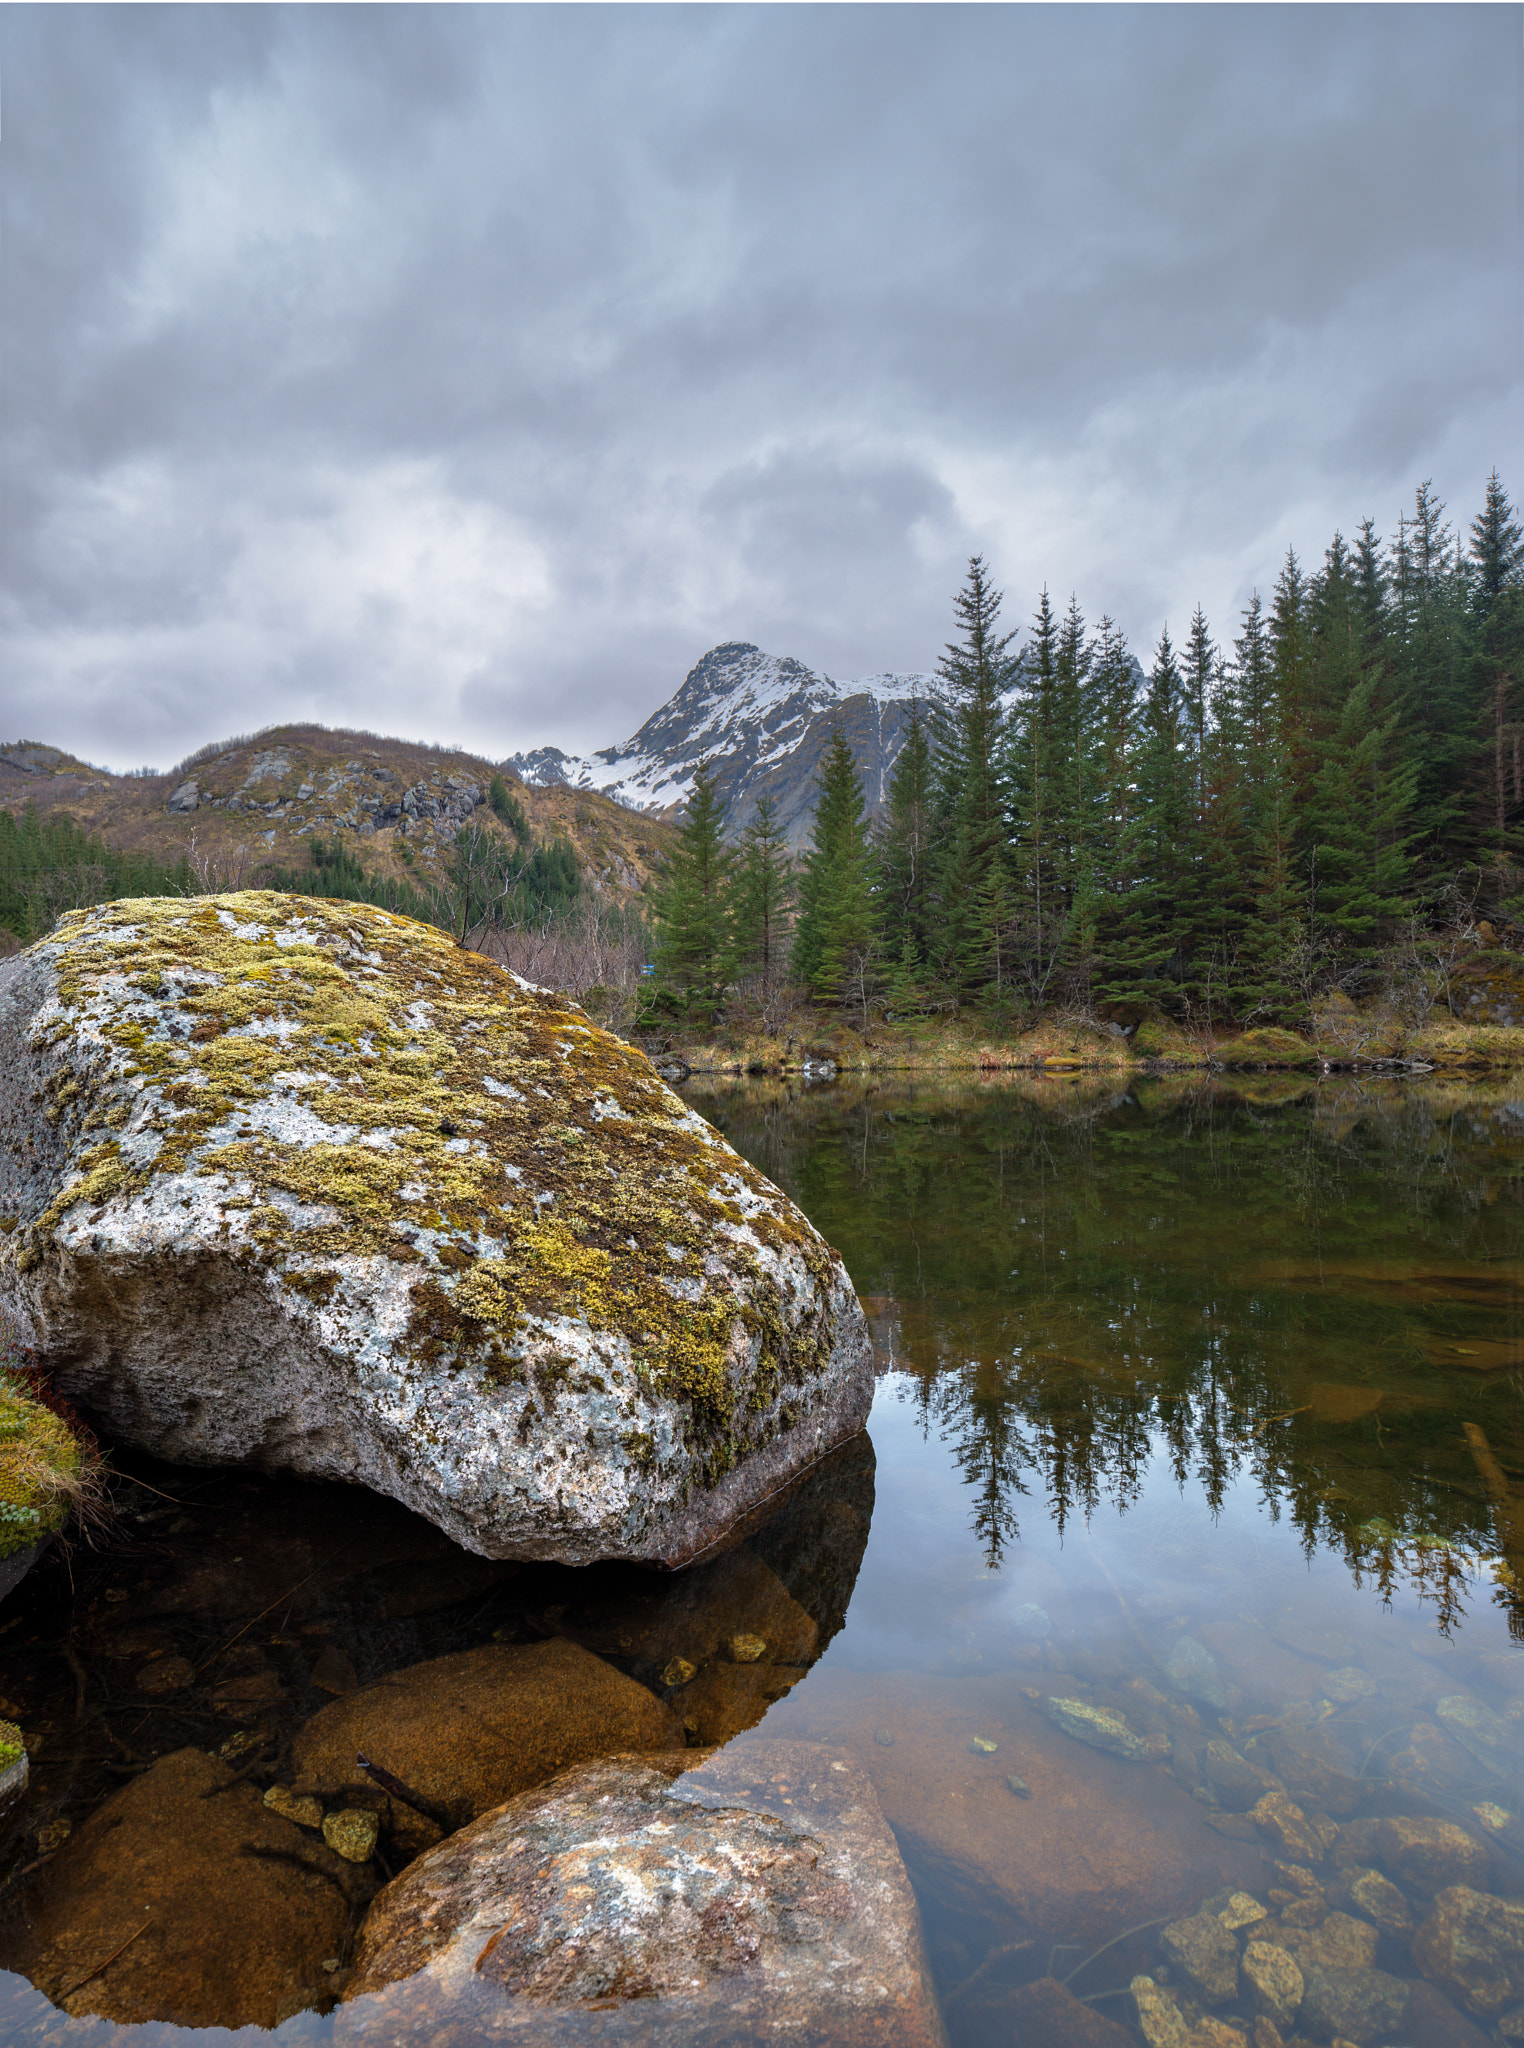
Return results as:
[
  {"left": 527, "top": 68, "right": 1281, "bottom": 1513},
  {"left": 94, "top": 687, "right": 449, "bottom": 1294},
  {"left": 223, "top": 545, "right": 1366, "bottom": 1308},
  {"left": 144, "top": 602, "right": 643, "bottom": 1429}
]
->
[
  {"left": 339, "top": 1739, "right": 946, "bottom": 2046},
  {"left": 0, "top": 893, "right": 872, "bottom": 1564}
]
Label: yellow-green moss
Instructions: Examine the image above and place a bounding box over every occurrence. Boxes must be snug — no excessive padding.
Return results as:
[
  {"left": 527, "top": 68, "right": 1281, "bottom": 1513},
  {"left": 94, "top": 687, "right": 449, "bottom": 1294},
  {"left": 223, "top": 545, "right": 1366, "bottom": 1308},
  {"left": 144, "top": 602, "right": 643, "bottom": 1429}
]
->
[
  {"left": 1217, "top": 1026, "right": 1320, "bottom": 1069},
  {"left": 15, "top": 893, "right": 841, "bottom": 1455},
  {"left": 0, "top": 1719, "right": 23, "bottom": 1772}
]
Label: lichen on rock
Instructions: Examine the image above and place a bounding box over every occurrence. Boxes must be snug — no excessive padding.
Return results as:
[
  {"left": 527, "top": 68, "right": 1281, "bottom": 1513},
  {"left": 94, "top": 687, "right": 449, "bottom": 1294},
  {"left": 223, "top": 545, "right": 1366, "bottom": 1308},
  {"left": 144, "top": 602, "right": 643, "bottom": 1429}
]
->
[{"left": 0, "top": 892, "right": 872, "bottom": 1564}]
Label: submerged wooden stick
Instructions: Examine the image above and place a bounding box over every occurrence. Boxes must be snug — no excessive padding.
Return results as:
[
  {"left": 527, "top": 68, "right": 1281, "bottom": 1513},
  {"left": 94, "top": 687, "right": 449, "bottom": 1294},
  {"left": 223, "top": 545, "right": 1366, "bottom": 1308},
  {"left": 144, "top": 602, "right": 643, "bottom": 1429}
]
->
[{"left": 60, "top": 1919, "right": 151, "bottom": 2000}]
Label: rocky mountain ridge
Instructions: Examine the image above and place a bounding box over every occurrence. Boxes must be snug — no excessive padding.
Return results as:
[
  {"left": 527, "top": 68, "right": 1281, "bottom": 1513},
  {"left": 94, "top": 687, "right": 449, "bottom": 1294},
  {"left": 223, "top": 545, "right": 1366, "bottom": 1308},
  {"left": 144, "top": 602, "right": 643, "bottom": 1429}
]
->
[{"left": 507, "top": 642, "right": 942, "bottom": 847}]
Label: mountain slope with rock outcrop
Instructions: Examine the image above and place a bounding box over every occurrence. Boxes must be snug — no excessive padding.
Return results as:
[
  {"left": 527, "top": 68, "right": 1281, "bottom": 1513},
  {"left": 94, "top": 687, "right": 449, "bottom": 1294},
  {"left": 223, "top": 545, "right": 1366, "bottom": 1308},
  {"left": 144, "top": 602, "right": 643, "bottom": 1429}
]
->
[{"left": 0, "top": 728, "right": 674, "bottom": 912}]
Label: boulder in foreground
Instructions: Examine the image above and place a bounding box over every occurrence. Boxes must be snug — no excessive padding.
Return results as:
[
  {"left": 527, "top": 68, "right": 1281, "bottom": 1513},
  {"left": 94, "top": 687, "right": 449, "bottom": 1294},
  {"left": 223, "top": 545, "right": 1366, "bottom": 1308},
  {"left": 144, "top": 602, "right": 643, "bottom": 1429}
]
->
[
  {"left": 0, "top": 894, "right": 872, "bottom": 1564},
  {"left": 340, "top": 1739, "right": 946, "bottom": 2047}
]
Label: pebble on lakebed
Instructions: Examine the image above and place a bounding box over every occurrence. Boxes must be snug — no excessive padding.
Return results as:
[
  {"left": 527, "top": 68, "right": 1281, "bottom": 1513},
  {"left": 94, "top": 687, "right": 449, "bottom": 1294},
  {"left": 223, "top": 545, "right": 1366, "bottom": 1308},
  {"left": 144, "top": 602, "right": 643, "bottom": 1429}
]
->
[{"left": 322, "top": 1808, "right": 380, "bottom": 1863}]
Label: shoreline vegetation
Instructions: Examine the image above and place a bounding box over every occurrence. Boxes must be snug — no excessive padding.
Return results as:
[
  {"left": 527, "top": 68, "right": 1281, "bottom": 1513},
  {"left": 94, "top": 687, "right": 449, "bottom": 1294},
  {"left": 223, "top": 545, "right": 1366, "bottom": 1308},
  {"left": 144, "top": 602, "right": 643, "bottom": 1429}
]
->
[{"left": 644, "top": 1009, "right": 1524, "bottom": 1076}]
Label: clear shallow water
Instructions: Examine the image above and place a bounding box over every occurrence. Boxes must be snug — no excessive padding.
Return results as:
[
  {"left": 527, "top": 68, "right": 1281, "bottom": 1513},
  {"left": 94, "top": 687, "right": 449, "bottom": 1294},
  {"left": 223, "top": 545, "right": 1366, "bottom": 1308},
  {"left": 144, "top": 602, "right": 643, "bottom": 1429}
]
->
[{"left": 0, "top": 1073, "right": 1521, "bottom": 2043}]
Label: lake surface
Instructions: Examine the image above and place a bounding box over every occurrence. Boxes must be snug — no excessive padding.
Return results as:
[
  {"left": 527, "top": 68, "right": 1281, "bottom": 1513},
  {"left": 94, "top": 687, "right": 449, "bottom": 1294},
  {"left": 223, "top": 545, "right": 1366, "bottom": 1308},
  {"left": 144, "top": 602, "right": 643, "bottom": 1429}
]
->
[{"left": 1, "top": 1072, "right": 1521, "bottom": 2043}]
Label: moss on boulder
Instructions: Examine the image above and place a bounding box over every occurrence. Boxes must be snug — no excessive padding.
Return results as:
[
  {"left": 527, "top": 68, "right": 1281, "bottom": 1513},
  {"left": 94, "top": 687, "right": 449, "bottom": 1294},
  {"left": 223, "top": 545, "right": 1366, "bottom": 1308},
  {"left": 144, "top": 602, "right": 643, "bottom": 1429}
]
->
[
  {"left": 1217, "top": 1027, "right": 1319, "bottom": 1069},
  {"left": 0, "top": 894, "right": 871, "bottom": 1565}
]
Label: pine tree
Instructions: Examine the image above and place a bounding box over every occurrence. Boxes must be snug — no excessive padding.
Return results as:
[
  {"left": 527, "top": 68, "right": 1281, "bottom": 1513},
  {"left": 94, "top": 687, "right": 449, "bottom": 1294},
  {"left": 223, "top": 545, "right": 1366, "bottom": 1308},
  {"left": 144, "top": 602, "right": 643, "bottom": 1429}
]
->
[
  {"left": 1467, "top": 475, "right": 1524, "bottom": 868},
  {"left": 1304, "top": 676, "right": 1415, "bottom": 954},
  {"left": 647, "top": 763, "right": 735, "bottom": 1020},
  {"left": 934, "top": 556, "right": 1017, "bottom": 997},
  {"left": 1270, "top": 548, "right": 1312, "bottom": 800},
  {"left": 732, "top": 794, "right": 793, "bottom": 981},
  {"left": 872, "top": 700, "right": 935, "bottom": 985},
  {"left": 1225, "top": 593, "right": 1303, "bottom": 1019},
  {"left": 1471, "top": 470, "right": 1524, "bottom": 618},
  {"left": 1391, "top": 481, "right": 1475, "bottom": 864},
  {"left": 1096, "top": 626, "right": 1191, "bottom": 1009},
  {"left": 792, "top": 726, "right": 877, "bottom": 1010}
]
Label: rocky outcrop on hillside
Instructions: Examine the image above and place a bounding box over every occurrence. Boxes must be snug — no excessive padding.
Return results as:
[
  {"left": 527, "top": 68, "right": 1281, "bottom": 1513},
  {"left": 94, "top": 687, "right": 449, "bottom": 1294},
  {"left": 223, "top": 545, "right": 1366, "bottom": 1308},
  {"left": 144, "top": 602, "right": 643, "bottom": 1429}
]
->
[
  {"left": 0, "top": 893, "right": 872, "bottom": 1564},
  {"left": 509, "top": 641, "right": 938, "bottom": 847},
  {"left": 164, "top": 748, "right": 484, "bottom": 839}
]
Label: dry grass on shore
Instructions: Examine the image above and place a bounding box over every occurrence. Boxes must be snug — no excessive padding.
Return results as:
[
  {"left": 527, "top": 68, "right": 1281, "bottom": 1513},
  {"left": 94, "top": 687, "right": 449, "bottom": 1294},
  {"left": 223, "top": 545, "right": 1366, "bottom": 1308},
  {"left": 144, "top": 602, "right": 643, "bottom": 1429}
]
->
[{"left": 647, "top": 1009, "right": 1524, "bottom": 1077}]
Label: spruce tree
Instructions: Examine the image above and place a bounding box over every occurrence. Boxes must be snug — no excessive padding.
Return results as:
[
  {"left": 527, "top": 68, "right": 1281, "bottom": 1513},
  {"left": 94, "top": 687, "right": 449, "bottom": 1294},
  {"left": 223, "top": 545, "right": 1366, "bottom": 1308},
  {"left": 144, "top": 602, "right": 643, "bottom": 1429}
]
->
[
  {"left": 647, "top": 763, "right": 735, "bottom": 1021},
  {"left": 872, "top": 700, "right": 935, "bottom": 985},
  {"left": 934, "top": 556, "right": 1017, "bottom": 997},
  {"left": 732, "top": 793, "right": 793, "bottom": 981},
  {"left": 1470, "top": 470, "right": 1524, "bottom": 618},
  {"left": 792, "top": 726, "right": 877, "bottom": 1011}
]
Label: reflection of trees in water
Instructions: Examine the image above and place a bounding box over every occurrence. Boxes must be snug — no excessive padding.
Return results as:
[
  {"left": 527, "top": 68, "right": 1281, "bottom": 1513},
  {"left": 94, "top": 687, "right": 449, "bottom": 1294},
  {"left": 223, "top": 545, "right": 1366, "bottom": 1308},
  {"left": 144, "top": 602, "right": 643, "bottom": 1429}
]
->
[{"left": 691, "top": 1074, "right": 1524, "bottom": 1628}]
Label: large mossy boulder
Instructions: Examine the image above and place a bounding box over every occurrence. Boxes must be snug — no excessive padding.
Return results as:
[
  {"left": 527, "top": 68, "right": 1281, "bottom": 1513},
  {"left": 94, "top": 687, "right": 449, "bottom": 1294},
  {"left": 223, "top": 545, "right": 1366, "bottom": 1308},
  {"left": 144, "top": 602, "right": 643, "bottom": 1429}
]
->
[{"left": 0, "top": 893, "right": 871, "bottom": 1565}]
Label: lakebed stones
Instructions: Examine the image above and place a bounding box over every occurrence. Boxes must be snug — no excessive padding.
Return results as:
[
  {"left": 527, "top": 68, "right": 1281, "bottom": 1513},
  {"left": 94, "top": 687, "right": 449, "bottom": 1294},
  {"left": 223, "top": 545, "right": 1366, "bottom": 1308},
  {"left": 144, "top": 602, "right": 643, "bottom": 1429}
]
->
[
  {"left": 1412, "top": 1885, "right": 1524, "bottom": 2018},
  {"left": 0, "top": 893, "right": 873, "bottom": 1566},
  {"left": 3, "top": 1747, "right": 365, "bottom": 2029},
  {"left": 338, "top": 1741, "right": 946, "bottom": 2047},
  {"left": 291, "top": 1637, "right": 684, "bottom": 1829},
  {"left": 1296, "top": 1965, "right": 1410, "bottom": 2044},
  {"left": 1248, "top": 1790, "right": 1327, "bottom": 1864},
  {"left": 1042, "top": 1695, "right": 1170, "bottom": 1762},
  {"left": 1376, "top": 1815, "right": 1490, "bottom": 1896},
  {"left": 1166, "top": 1634, "right": 1228, "bottom": 1709},
  {"left": 1241, "top": 1940, "right": 1303, "bottom": 2027},
  {"left": 1161, "top": 1911, "right": 1241, "bottom": 2004}
]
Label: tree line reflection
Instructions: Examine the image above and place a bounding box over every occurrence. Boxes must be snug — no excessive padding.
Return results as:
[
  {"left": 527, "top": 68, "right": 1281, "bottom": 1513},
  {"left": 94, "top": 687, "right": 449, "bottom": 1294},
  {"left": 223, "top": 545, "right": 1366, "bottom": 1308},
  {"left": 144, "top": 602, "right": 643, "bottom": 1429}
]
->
[{"left": 690, "top": 1072, "right": 1524, "bottom": 1636}]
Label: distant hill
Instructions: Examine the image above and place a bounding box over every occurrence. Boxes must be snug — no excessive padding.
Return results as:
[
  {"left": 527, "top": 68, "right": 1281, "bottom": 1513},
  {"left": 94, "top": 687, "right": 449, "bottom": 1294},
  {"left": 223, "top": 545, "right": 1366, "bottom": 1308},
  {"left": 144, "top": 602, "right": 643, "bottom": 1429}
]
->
[
  {"left": 506, "top": 642, "right": 941, "bottom": 846},
  {"left": 0, "top": 727, "right": 673, "bottom": 906}
]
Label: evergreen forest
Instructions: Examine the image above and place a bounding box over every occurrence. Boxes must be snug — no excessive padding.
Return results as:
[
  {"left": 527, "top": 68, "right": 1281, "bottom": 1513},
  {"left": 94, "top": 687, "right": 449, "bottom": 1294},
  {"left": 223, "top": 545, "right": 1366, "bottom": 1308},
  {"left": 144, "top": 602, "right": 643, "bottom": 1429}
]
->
[{"left": 650, "top": 474, "right": 1524, "bottom": 1031}]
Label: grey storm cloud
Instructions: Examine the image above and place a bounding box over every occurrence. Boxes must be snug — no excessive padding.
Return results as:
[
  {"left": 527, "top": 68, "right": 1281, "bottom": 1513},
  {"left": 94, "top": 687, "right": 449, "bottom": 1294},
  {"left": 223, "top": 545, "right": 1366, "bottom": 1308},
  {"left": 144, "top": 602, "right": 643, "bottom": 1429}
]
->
[{"left": 0, "top": 4, "right": 1517, "bottom": 768}]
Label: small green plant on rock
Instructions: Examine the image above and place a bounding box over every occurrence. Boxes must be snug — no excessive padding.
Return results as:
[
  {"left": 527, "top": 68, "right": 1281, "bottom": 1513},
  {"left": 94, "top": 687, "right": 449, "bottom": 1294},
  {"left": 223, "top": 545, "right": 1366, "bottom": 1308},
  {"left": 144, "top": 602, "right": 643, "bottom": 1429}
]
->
[{"left": 0, "top": 1314, "right": 99, "bottom": 1560}]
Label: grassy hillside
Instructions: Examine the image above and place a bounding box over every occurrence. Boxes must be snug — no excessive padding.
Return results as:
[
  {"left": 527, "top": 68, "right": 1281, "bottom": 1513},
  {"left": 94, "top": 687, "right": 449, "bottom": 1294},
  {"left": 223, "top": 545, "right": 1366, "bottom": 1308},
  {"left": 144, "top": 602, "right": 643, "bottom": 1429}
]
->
[{"left": 0, "top": 725, "right": 674, "bottom": 935}]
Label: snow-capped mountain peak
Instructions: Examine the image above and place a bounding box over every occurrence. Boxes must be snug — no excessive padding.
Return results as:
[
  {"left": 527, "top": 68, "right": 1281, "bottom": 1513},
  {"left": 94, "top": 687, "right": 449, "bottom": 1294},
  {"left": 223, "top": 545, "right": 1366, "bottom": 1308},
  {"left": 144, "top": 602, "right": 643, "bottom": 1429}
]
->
[{"left": 506, "top": 642, "right": 939, "bottom": 844}]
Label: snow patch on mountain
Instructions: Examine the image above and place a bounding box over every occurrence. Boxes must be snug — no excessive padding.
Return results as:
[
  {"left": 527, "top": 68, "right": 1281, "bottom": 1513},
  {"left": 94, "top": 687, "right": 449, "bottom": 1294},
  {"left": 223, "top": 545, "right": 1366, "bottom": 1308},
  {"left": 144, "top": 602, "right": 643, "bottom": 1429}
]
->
[{"left": 507, "top": 643, "right": 940, "bottom": 820}]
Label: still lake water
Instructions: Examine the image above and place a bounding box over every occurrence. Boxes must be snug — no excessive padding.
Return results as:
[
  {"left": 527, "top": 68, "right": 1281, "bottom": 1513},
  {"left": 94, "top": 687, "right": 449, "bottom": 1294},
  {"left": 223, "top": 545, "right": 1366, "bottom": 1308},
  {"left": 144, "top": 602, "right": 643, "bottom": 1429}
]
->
[{"left": 1, "top": 1072, "right": 1521, "bottom": 2043}]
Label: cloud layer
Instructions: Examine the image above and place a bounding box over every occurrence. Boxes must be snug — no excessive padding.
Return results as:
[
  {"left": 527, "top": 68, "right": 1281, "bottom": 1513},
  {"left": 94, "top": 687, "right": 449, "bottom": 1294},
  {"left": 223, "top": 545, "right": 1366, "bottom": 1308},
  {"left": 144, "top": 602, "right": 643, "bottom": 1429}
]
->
[{"left": 1, "top": 5, "right": 1517, "bottom": 768}]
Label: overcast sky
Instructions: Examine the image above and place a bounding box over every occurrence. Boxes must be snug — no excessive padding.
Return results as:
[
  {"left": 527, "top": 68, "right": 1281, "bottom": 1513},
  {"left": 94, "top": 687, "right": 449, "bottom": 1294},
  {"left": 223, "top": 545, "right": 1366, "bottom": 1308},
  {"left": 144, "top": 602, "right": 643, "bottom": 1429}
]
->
[{"left": 1, "top": 5, "right": 1518, "bottom": 772}]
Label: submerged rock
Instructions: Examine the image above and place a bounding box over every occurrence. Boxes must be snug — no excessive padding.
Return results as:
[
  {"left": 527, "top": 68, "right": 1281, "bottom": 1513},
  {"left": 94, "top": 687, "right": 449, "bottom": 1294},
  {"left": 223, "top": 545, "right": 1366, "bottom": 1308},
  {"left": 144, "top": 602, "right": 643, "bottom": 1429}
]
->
[
  {"left": 0, "top": 895, "right": 872, "bottom": 1566},
  {"left": 1165, "top": 1635, "right": 1228, "bottom": 1709},
  {"left": 763, "top": 1664, "right": 1264, "bottom": 1945},
  {"left": 1248, "top": 1790, "right": 1326, "bottom": 1864},
  {"left": 1132, "top": 1975, "right": 1191, "bottom": 2048},
  {"left": 1343, "top": 1865, "right": 1413, "bottom": 1937},
  {"left": 3, "top": 1747, "right": 364, "bottom": 2029},
  {"left": 1269, "top": 1911, "right": 1378, "bottom": 1976},
  {"left": 1377, "top": 1815, "right": 1490, "bottom": 1896},
  {"left": 1296, "top": 1964, "right": 1410, "bottom": 2045},
  {"left": 1042, "top": 1695, "right": 1170, "bottom": 1762},
  {"left": 1001, "top": 1975, "right": 1136, "bottom": 2048},
  {"left": 291, "top": 1637, "right": 684, "bottom": 1829},
  {"left": 339, "top": 1741, "right": 945, "bottom": 2046},
  {"left": 1160, "top": 1910, "right": 1240, "bottom": 2005},
  {"left": 1241, "top": 1940, "right": 1303, "bottom": 2027},
  {"left": 1412, "top": 1885, "right": 1524, "bottom": 2017}
]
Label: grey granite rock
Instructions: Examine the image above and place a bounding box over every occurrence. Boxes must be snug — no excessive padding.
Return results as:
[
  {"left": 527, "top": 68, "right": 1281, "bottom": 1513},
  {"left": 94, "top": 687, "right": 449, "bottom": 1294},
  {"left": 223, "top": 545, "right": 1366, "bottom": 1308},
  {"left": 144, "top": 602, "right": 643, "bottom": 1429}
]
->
[
  {"left": 0, "top": 897, "right": 872, "bottom": 1566},
  {"left": 338, "top": 1741, "right": 946, "bottom": 2046}
]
